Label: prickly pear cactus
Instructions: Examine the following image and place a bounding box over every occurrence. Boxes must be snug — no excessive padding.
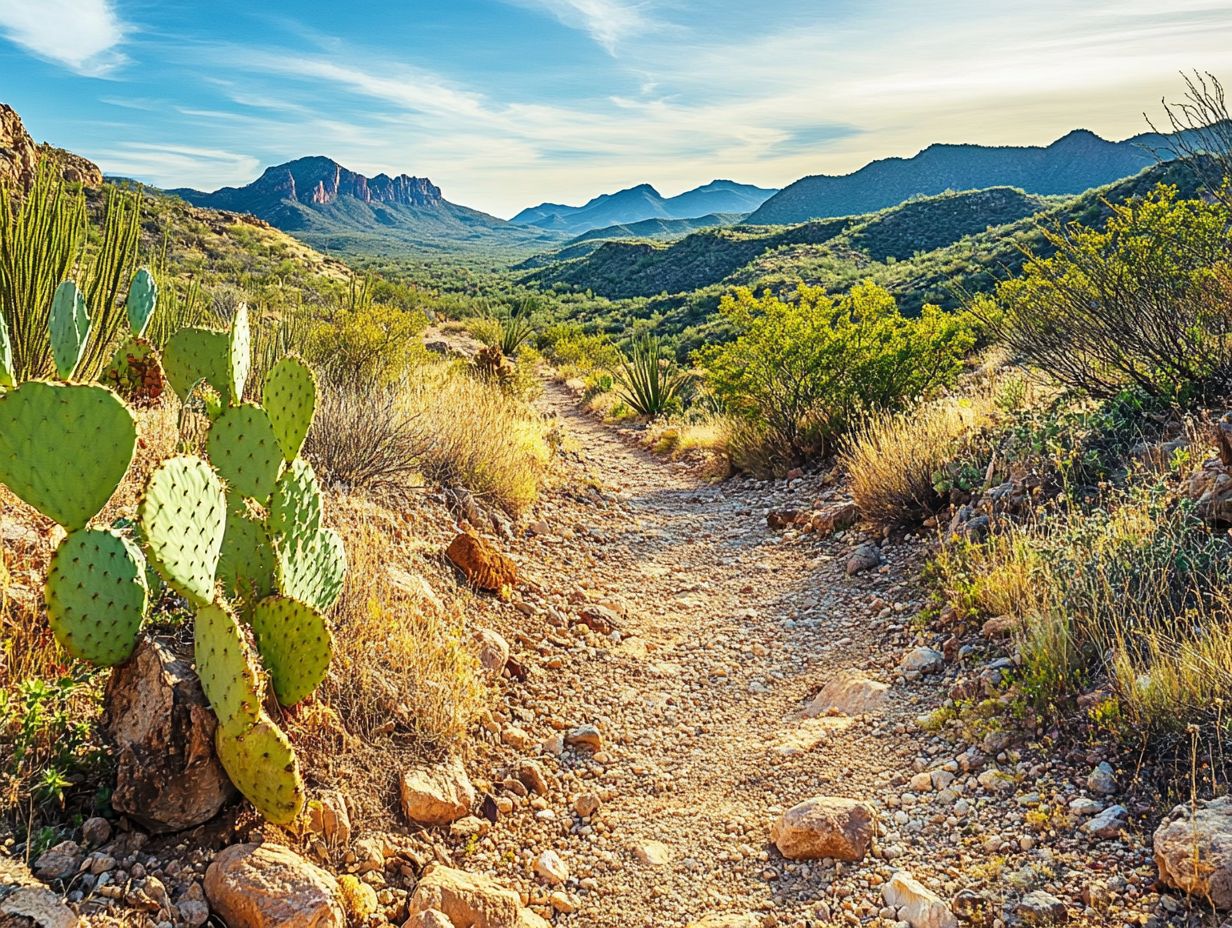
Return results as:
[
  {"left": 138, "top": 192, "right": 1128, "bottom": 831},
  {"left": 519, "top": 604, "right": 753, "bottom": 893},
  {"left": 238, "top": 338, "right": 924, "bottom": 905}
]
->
[
  {"left": 217, "top": 497, "right": 276, "bottom": 605},
  {"left": 230, "top": 303, "right": 251, "bottom": 404},
  {"left": 274, "top": 526, "right": 347, "bottom": 614},
  {"left": 250, "top": 595, "right": 333, "bottom": 706},
  {"left": 267, "top": 458, "right": 322, "bottom": 541},
  {"left": 263, "top": 356, "right": 316, "bottom": 461},
  {"left": 164, "top": 327, "right": 233, "bottom": 407},
  {"left": 205, "top": 404, "right": 282, "bottom": 502},
  {"left": 45, "top": 528, "right": 148, "bottom": 665},
  {"left": 49, "top": 281, "right": 90, "bottom": 380},
  {"left": 215, "top": 715, "right": 305, "bottom": 825},
  {"left": 139, "top": 456, "right": 226, "bottom": 606},
  {"left": 0, "top": 312, "right": 13, "bottom": 389},
  {"left": 126, "top": 268, "right": 157, "bottom": 337},
  {"left": 0, "top": 381, "right": 136, "bottom": 530},
  {"left": 193, "top": 601, "right": 263, "bottom": 733},
  {"left": 102, "top": 336, "right": 164, "bottom": 406}
]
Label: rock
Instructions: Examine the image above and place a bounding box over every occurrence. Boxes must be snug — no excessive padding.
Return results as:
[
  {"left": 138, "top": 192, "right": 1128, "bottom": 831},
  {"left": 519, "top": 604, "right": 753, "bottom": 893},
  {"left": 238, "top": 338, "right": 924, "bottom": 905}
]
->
[
  {"left": 881, "top": 871, "right": 957, "bottom": 928},
  {"left": 305, "top": 790, "right": 352, "bottom": 848},
  {"left": 803, "top": 672, "right": 889, "bottom": 717},
  {"left": 810, "top": 502, "right": 859, "bottom": 535},
  {"left": 79, "top": 817, "right": 111, "bottom": 848},
  {"left": 1083, "top": 804, "right": 1128, "bottom": 839},
  {"left": 0, "top": 888, "right": 79, "bottom": 928},
  {"left": 406, "top": 865, "right": 550, "bottom": 928},
  {"left": 400, "top": 756, "right": 476, "bottom": 826},
  {"left": 1086, "top": 762, "right": 1116, "bottom": 796},
  {"left": 204, "top": 843, "right": 343, "bottom": 928},
  {"left": 176, "top": 884, "right": 209, "bottom": 928},
  {"left": 1187, "top": 456, "right": 1232, "bottom": 524},
  {"left": 0, "top": 105, "right": 102, "bottom": 191},
  {"left": 404, "top": 911, "right": 454, "bottom": 928},
  {"left": 1015, "top": 890, "right": 1068, "bottom": 924},
  {"left": 337, "top": 875, "right": 379, "bottom": 922},
  {"left": 514, "top": 759, "right": 550, "bottom": 796},
  {"left": 767, "top": 508, "right": 801, "bottom": 530},
  {"left": 32, "top": 842, "right": 81, "bottom": 883},
  {"left": 846, "top": 543, "right": 882, "bottom": 576},
  {"left": 685, "top": 917, "right": 760, "bottom": 928},
  {"left": 770, "top": 796, "right": 874, "bottom": 861},
  {"left": 534, "top": 851, "right": 569, "bottom": 886},
  {"left": 564, "top": 725, "right": 602, "bottom": 751},
  {"left": 633, "top": 841, "right": 672, "bottom": 866},
  {"left": 473, "top": 629, "right": 510, "bottom": 677},
  {"left": 446, "top": 532, "right": 517, "bottom": 593},
  {"left": 576, "top": 605, "right": 621, "bottom": 635},
  {"left": 980, "top": 615, "right": 1019, "bottom": 638},
  {"left": 950, "top": 889, "right": 992, "bottom": 924},
  {"left": 573, "top": 793, "right": 601, "bottom": 819},
  {"left": 901, "top": 647, "right": 944, "bottom": 675},
  {"left": 103, "top": 635, "right": 235, "bottom": 832},
  {"left": 1154, "top": 795, "right": 1232, "bottom": 908}
]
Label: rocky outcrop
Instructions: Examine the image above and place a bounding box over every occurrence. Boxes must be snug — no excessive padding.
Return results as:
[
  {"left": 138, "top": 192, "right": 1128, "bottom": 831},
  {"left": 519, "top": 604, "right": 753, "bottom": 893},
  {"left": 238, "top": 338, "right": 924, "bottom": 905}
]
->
[
  {"left": 204, "top": 843, "right": 343, "bottom": 928},
  {"left": 1154, "top": 795, "right": 1232, "bottom": 908},
  {"left": 0, "top": 104, "right": 102, "bottom": 190}
]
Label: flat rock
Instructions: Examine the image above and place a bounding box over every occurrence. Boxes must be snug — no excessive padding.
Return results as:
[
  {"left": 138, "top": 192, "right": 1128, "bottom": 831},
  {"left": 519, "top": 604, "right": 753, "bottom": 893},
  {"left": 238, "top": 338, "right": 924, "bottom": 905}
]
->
[
  {"left": 1084, "top": 804, "right": 1127, "bottom": 839},
  {"left": 770, "top": 796, "right": 874, "bottom": 861},
  {"left": 400, "top": 756, "right": 476, "bottom": 826},
  {"left": 204, "top": 843, "right": 343, "bottom": 928},
  {"left": 1155, "top": 795, "right": 1232, "bottom": 908},
  {"left": 901, "top": 647, "right": 943, "bottom": 675},
  {"left": 0, "top": 887, "right": 79, "bottom": 928},
  {"left": 803, "top": 672, "right": 889, "bottom": 717},
  {"left": 845, "top": 543, "right": 881, "bottom": 576},
  {"left": 31, "top": 843, "right": 80, "bottom": 883},
  {"left": 406, "top": 865, "right": 550, "bottom": 928},
  {"left": 1016, "top": 890, "right": 1068, "bottom": 924}
]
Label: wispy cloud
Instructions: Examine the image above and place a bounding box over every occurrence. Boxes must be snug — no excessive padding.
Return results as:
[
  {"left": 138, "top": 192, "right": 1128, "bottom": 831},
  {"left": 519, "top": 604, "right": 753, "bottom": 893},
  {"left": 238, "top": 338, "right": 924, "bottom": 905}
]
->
[
  {"left": 502, "top": 0, "right": 653, "bottom": 54},
  {"left": 0, "top": 0, "right": 126, "bottom": 75},
  {"left": 91, "top": 142, "right": 262, "bottom": 189}
]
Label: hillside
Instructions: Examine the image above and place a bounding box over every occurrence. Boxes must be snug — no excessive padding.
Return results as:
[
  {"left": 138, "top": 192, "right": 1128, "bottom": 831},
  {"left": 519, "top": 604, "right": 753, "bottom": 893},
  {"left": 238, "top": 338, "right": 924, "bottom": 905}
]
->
[
  {"left": 565, "top": 212, "right": 743, "bottom": 245},
  {"left": 511, "top": 179, "right": 776, "bottom": 235},
  {"left": 747, "top": 128, "right": 1171, "bottom": 225}
]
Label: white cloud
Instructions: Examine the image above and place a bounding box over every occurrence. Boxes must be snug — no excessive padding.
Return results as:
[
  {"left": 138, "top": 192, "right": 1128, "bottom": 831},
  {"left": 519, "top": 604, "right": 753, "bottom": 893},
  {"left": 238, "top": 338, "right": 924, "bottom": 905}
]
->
[
  {"left": 92, "top": 142, "right": 263, "bottom": 189},
  {"left": 503, "top": 0, "right": 653, "bottom": 54},
  {"left": 0, "top": 0, "right": 125, "bottom": 75}
]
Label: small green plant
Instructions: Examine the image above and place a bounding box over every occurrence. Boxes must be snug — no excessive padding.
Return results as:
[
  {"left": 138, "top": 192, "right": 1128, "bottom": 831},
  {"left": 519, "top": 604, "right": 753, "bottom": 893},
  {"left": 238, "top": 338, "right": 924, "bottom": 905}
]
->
[
  {"left": 500, "top": 311, "right": 535, "bottom": 357},
  {"left": 614, "top": 336, "right": 689, "bottom": 418}
]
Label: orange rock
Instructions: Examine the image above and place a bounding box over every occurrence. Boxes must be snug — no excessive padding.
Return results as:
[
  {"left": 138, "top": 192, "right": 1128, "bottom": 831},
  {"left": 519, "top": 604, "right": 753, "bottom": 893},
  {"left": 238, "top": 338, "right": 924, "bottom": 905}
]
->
[{"left": 446, "top": 532, "right": 517, "bottom": 593}]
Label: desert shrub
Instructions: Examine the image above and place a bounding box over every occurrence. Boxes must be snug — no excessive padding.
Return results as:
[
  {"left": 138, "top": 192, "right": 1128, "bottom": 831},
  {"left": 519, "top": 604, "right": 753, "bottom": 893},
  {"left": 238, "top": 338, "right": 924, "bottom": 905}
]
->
[
  {"left": 500, "top": 313, "right": 535, "bottom": 357},
  {"left": 992, "top": 185, "right": 1232, "bottom": 400},
  {"left": 843, "top": 397, "right": 996, "bottom": 527},
  {"left": 539, "top": 324, "right": 622, "bottom": 375},
  {"left": 699, "top": 282, "right": 973, "bottom": 472},
  {"left": 464, "top": 316, "right": 502, "bottom": 349},
  {"left": 614, "top": 336, "right": 690, "bottom": 417},
  {"left": 305, "top": 303, "right": 429, "bottom": 386}
]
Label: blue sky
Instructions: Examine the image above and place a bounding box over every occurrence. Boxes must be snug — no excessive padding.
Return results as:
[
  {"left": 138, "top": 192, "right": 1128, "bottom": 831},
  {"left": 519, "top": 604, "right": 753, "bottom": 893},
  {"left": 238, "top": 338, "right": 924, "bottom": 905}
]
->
[{"left": 2, "top": 0, "right": 1232, "bottom": 217}]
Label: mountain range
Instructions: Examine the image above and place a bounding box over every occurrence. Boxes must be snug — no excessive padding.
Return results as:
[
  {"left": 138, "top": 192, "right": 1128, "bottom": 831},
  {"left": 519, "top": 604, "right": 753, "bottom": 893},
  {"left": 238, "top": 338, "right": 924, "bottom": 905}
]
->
[
  {"left": 746, "top": 129, "right": 1174, "bottom": 224},
  {"left": 510, "top": 180, "right": 778, "bottom": 236}
]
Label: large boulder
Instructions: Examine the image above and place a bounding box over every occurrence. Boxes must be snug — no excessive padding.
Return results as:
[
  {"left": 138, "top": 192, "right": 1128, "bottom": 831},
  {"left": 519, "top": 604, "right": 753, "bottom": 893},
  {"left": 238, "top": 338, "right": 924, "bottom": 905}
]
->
[
  {"left": 400, "top": 756, "right": 476, "bottom": 826},
  {"left": 1154, "top": 795, "right": 1232, "bottom": 908},
  {"left": 770, "top": 796, "right": 874, "bottom": 861},
  {"left": 103, "top": 636, "right": 235, "bottom": 832},
  {"left": 204, "top": 843, "right": 343, "bottom": 928},
  {"left": 406, "top": 865, "right": 550, "bottom": 928}
]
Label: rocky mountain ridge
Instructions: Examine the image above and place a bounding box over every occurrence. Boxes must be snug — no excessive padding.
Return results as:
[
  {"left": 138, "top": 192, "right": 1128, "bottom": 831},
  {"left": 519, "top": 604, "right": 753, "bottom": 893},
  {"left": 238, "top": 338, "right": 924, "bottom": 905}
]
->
[{"left": 0, "top": 103, "right": 103, "bottom": 189}]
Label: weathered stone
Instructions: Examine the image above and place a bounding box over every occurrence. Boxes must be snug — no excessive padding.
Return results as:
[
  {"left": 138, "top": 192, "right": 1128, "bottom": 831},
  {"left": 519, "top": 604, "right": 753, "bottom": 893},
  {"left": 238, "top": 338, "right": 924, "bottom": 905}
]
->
[
  {"left": 1083, "top": 804, "right": 1128, "bottom": 839},
  {"left": 204, "top": 843, "right": 343, "bottom": 928},
  {"left": 881, "top": 871, "right": 956, "bottom": 928},
  {"left": 809, "top": 502, "right": 859, "bottom": 535},
  {"left": 406, "top": 865, "right": 550, "bottom": 928},
  {"left": 770, "top": 796, "right": 874, "bottom": 861},
  {"left": 685, "top": 916, "right": 760, "bottom": 928},
  {"left": 845, "top": 543, "right": 882, "bottom": 576},
  {"left": 1016, "top": 890, "right": 1068, "bottom": 924},
  {"left": 404, "top": 911, "right": 454, "bottom": 928},
  {"left": 473, "top": 628, "right": 511, "bottom": 677},
  {"left": 103, "top": 636, "right": 234, "bottom": 832},
  {"left": 980, "top": 614, "right": 1019, "bottom": 638},
  {"left": 1155, "top": 795, "right": 1232, "bottom": 908},
  {"left": 564, "top": 725, "right": 602, "bottom": 751},
  {"left": 0, "top": 888, "right": 79, "bottom": 928},
  {"left": 305, "top": 790, "right": 352, "bottom": 848},
  {"left": 633, "top": 841, "right": 672, "bottom": 866},
  {"left": 31, "top": 843, "right": 81, "bottom": 883},
  {"left": 400, "top": 756, "right": 476, "bottom": 826},
  {"left": 446, "top": 532, "right": 517, "bottom": 592},
  {"left": 803, "top": 672, "right": 889, "bottom": 717},
  {"left": 576, "top": 605, "right": 621, "bottom": 635},
  {"left": 901, "top": 647, "right": 944, "bottom": 675},
  {"left": 534, "top": 850, "right": 568, "bottom": 886}
]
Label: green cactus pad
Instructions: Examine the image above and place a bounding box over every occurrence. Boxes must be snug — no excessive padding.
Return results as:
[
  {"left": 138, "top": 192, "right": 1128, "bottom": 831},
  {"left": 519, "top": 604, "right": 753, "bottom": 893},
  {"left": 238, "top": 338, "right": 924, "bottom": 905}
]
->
[
  {"left": 49, "top": 281, "right": 90, "bottom": 380},
  {"left": 164, "top": 327, "right": 232, "bottom": 407},
  {"left": 205, "top": 403, "right": 282, "bottom": 502},
  {"left": 250, "top": 595, "right": 333, "bottom": 706},
  {"left": 0, "top": 381, "right": 136, "bottom": 530},
  {"left": 0, "top": 311, "right": 13, "bottom": 388},
  {"left": 194, "top": 601, "right": 263, "bottom": 733},
  {"left": 126, "top": 268, "right": 157, "bottom": 337},
  {"left": 263, "top": 356, "right": 316, "bottom": 461},
  {"left": 139, "top": 456, "right": 226, "bottom": 605},
  {"left": 217, "top": 498, "right": 275, "bottom": 605},
  {"left": 102, "top": 336, "right": 165, "bottom": 406},
  {"left": 215, "top": 714, "right": 305, "bottom": 825},
  {"left": 274, "top": 527, "right": 346, "bottom": 613},
  {"left": 267, "top": 459, "right": 322, "bottom": 541},
  {"left": 230, "top": 303, "right": 251, "bottom": 404},
  {"left": 45, "top": 528, "right": 148, "bottom": 666}
]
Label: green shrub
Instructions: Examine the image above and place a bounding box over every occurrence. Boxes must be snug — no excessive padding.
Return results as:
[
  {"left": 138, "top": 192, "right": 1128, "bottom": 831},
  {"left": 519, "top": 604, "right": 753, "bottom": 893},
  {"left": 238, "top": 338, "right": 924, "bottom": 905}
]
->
[
  {"left": 699, "top": 281, "right": 973, "bottom": 471},
  {"left": 614, "top": 336, "right": 690, "bottom": 417},
  {"left": 305, "top": 303, "right": 428, "bottom": 387}
]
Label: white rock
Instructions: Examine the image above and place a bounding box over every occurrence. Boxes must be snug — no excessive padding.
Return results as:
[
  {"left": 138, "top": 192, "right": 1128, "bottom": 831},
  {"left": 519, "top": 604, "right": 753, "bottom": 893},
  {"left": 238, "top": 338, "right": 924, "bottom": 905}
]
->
[{"left": 881, "top": 871, "right": 957, "bottom": 928}]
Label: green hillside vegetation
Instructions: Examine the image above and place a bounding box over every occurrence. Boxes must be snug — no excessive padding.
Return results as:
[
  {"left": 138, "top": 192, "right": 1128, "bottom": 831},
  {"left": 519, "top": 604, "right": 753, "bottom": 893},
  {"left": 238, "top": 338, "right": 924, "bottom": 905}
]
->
[{"left": 563, "top": 212, "right": 744, "bottom": 245}]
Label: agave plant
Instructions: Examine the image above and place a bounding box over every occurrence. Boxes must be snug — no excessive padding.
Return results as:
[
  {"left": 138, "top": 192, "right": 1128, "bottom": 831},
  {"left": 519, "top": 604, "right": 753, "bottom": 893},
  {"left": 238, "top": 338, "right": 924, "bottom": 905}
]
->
[
  {"left": 500, "top": 310, "right": 535, "bottom": 357},
  {"left": 614, "top": 336, "right": 690, "bottom": 417}
]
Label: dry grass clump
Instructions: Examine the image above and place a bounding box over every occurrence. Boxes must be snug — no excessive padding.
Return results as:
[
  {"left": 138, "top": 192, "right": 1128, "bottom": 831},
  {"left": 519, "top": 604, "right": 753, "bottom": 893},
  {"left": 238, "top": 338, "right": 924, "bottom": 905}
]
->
[
  {"left": 842, "top": 396, "right": 998, "bottom": 527},
  {"left": 644, "top": 416, "right": 733, "bottom": 478}
]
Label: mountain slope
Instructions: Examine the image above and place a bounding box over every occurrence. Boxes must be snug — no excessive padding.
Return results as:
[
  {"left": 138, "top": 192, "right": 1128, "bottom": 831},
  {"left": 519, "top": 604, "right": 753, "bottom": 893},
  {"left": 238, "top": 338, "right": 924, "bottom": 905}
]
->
[
  {"left": 511, "top": 180, "right": 776, "bottom": 235},
  {"left": 747, "top": 129, "right": 1169, "bottom": 225},
  {"left": 565, "top": 212, "right": 743, "bottom": 246}
]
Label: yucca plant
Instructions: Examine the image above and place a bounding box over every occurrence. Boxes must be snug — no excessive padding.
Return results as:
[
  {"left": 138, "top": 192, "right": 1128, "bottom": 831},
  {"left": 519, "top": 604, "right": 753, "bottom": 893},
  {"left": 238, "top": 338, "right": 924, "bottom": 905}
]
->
[{"left": 614, "top": 336, "right": 690, "bottom": 417}]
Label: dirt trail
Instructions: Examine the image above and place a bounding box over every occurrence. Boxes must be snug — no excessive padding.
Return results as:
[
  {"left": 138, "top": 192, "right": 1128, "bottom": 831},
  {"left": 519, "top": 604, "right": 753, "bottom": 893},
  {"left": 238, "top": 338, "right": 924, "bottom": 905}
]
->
[{"left": 468, "top": 376, "right": 947, "bottom": 927}]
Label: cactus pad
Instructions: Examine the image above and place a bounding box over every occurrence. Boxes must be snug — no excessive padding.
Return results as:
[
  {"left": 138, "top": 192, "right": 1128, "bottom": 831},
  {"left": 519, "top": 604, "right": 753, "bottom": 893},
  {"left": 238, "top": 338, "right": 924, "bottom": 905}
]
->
[
  {"left": 217, "top": 498, "right": 275, "bottom": 604},
  {"left": 102, "top": 336, "right": 164, "bottom": 406},
  {"left": 215, "top": 715, "right": 305, "bottom": 824},
  {"left": 45, "top": 528, "right": 147, "bottom": 665},
  {"left": 230, "top": 303, "right": 251, "bottom": 404},
  {"left": 268, "top": 459, "right": 322, "bottom": 541},
  {"left": 126, "top": 268, "right": 157, "bottom": 337},
  {"left": 164, "top": 327, "right": 233, "bottom": 407},
  {"left": 250, "top": 595, "right": 333, "bottom": 706},
  {"left": 274, "top": 527, "right": 346, "bottom": 613},
  {"left": 206, "top": 403, "right": 282, "bottom": 502},
  {"left": 263, "top": 356, "right": 316, "bottom": 461},
  {"left": 139, "top": 456, "right": 226, "bottom": 605},
  {"left": 49, "top": 281, "right": 90, "bottom": 380},
  {"left": 0, "top": 381, "right": 136, "bottom": 530},
  {"left": 194, "top": 601, "right": 263, "bottom": 733},
  {"left": 0, "top": 312, "right": 13, "bottom": 388}
]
